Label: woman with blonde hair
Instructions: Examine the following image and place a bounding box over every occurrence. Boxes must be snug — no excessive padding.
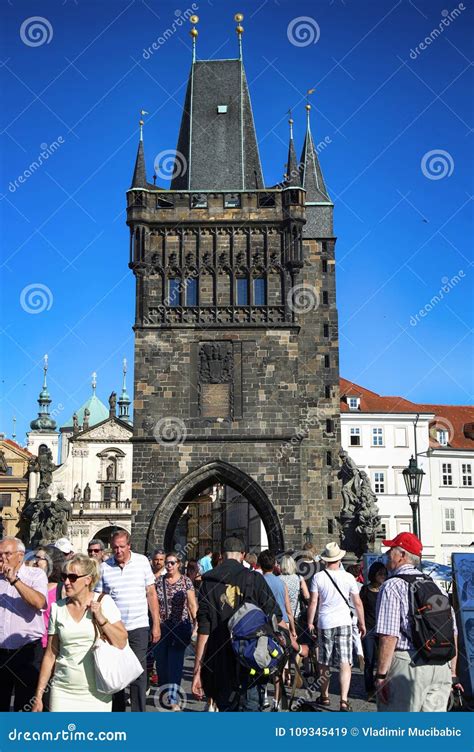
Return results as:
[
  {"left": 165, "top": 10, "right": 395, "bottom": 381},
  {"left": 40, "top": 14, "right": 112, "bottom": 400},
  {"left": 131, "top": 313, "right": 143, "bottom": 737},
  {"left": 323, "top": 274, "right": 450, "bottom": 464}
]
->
[
  {"left": 32, "top": 554, "right": 127, "bottom": 712},
  {"left": 280, "top": 554, "right": 310, "bottom": 618}
]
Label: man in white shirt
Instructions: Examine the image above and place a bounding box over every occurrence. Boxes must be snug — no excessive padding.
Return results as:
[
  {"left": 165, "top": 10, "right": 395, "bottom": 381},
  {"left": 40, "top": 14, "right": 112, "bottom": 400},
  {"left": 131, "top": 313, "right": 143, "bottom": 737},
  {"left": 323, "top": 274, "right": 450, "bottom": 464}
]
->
[
  {"left": 307, "top": 542, "right": 365, "bottom": 711},
  {"left": 97, "top": 529, "right": 161, "bottom": 711}
]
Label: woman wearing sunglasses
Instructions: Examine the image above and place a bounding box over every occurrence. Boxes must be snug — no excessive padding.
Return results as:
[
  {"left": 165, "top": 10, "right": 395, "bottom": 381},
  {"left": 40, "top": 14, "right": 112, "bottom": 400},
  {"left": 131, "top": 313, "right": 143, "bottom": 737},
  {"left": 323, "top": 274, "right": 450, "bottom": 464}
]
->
[
  {"left": 154, "top": 552, "right": 198, "bottom": 711},
  {"left": 32, "top": 554, "right": 127, "bottom": 712}
]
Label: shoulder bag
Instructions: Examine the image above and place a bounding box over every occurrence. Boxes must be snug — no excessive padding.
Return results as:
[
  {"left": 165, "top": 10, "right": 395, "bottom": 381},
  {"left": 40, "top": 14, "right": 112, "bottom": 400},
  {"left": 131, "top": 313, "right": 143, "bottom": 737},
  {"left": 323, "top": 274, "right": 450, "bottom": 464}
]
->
[
  {"left": 323, "top": 569, "right": 355, "bottom": 619},
  {"left": 92, "top": 594, "right": 143, "bottom": 694}
]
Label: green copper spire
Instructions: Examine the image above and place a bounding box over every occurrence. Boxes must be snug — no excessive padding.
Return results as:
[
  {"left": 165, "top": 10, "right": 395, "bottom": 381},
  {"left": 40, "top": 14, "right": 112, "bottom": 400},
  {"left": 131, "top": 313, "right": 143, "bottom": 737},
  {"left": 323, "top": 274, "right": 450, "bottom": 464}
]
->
[
  {"left": 30, "top": 354, "right": 57, "bottom": 431},
  {"left": 118, "top": 358, "right": 131, "bottom": 423}
]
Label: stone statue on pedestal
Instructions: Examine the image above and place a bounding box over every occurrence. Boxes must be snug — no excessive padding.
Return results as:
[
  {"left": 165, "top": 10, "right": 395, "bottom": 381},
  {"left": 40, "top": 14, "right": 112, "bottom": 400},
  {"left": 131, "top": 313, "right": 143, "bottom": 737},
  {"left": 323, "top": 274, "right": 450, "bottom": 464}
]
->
[
  {"left": 73, "top": 483, "right": 81, "bottom": 502},
  {"left": 336, "top": 447, "right": 382, "bottom": 559},
  {"left": 27, "top": 493, "right": 72, "bottom": 548},
  {"left": 29, "top": 445, "right": 55, "bottom": 500},
  {"left": 83, "top": 408, "right": 90, "bottom": 431},
  {"left": 0, "top": 450, "right": 8, "bottom": 475},
  {"left": 109, "top": 392, "right": 117, "bottom": 417},
  {"left": 83, "top": 482, "right": 91, "bottom": 502}
]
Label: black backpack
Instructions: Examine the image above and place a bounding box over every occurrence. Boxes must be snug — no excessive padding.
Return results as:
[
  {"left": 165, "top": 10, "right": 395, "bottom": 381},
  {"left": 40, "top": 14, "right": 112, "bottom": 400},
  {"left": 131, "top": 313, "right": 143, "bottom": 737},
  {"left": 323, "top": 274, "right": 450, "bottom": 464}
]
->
[{"left": 394, "top": 573, "right": 456, "bottom": 665}]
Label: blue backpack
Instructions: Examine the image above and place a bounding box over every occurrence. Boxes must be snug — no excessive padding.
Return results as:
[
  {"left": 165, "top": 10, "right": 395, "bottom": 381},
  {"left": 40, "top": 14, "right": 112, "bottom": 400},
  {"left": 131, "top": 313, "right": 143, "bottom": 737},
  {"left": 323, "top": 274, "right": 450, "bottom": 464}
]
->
[{"left": 228, "top": 602, "right": 290, "bottom": 680}]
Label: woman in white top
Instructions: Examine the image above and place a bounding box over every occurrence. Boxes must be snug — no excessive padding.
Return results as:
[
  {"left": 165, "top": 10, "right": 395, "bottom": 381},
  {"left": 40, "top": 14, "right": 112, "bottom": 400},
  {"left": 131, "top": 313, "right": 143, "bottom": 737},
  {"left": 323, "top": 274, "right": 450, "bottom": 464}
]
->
[{"left": 32, "top": 554, "right": 127, "bottom": 712}]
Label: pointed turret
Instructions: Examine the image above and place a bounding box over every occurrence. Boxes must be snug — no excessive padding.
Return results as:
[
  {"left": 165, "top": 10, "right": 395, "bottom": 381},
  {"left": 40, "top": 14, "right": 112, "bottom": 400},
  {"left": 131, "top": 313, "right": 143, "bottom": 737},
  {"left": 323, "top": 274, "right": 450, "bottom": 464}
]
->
[
  {"left": 118, "top": 358, "right": 132, "bottom": 423},
  {"left": 131, "top": 138, "right": 146, "bottom": 188},
  {"left": 30, "top": 354, "right": 57, "bottom": 431},
  {"left": 300, "top": 104, "right": 330, "bottom": 202},
  {"left": 285, "top": 115, "right": 300, "bottom": 187}
]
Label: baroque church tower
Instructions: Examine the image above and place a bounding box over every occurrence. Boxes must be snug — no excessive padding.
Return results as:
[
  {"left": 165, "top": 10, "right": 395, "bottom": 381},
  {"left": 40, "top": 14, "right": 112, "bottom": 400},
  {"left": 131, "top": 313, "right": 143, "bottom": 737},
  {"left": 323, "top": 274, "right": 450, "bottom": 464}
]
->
[{"left": 127, "top": 17, "right": 340, "bottom": 553}]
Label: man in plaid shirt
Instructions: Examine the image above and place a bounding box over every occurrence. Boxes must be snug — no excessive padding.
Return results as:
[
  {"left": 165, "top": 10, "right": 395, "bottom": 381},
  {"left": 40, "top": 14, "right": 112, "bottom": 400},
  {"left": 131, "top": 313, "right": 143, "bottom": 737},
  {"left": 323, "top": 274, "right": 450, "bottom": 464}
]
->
[{"left": 375, "top": 532, "right": 459, "bottom": 712}]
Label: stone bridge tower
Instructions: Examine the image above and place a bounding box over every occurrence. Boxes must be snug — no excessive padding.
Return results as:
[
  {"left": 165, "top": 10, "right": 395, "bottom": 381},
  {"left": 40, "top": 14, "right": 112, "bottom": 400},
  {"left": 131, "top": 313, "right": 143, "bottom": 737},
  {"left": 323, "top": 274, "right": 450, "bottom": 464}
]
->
[{"left": 127, "top": 29, "right": 340, "bottom": 553}]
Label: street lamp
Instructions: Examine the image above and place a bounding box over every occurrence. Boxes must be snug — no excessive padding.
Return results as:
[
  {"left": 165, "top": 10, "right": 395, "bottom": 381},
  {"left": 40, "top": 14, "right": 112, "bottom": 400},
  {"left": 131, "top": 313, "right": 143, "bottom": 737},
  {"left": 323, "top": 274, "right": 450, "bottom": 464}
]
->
[
  {"left": 402, "top": 455, "right": 425, "bottom": 538},
  {"left": 304, "top": 526, "right": 313, "bottom": 545}
]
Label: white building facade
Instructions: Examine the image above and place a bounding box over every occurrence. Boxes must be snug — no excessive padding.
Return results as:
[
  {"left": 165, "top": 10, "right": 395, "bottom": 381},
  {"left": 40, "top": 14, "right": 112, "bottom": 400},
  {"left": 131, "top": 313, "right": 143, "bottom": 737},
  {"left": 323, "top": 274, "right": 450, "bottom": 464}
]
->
[{"left": 340, "top": 378, "right": 474, "bottom": 563}]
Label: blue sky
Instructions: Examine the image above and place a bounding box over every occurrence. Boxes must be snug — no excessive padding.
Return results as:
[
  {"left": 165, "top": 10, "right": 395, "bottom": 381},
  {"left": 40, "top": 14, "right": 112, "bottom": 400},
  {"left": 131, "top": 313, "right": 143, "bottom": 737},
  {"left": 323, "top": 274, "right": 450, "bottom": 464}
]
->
[{"left": 1, "top": 0, "right": 473, "bottom": 444}]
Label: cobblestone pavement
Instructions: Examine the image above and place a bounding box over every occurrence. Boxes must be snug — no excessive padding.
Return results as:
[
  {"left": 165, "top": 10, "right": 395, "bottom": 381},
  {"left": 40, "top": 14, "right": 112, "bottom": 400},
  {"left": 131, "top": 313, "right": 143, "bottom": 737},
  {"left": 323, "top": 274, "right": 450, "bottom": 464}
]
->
[{"left": 144, "top": 650, "right": 377, "bottom": 713}]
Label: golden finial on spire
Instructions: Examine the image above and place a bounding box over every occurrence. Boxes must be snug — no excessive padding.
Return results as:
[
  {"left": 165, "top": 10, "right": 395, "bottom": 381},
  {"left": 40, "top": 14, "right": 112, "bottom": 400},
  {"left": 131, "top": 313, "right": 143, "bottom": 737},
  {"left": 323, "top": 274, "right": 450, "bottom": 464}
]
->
[
  {"left": 306, "top": 89, "right": 315, "bottom": 123},
  {"left": 190, "top": 14, "right": 199, "bottom": 61},
  {"left": 235, "top": 13, "right": 244, "bottom": 59}
]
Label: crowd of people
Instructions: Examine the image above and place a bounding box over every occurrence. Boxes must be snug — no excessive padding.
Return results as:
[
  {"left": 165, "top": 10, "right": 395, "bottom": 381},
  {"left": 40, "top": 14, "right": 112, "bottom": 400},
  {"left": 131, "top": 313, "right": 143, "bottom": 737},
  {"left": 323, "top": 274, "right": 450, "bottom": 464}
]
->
[{"left": 0, "top": 529, "right": 463, "bottom": 713}]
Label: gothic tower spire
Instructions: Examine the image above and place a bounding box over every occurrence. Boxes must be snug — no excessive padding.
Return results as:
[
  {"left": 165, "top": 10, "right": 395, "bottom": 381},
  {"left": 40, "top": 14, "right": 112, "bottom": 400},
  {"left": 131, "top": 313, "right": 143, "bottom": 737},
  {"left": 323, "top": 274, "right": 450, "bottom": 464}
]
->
[
  {"left": 171, "top": 17, "right": 263, "bottom": 191},
  {"left": 286, "top": 113, "right": 300, "bottom": 187},
  {"left": 131, "top": 112, "right": 147, "bottom": 188},
  {"left": 299, "top": 103, "right": 330, "bottom": 201}
]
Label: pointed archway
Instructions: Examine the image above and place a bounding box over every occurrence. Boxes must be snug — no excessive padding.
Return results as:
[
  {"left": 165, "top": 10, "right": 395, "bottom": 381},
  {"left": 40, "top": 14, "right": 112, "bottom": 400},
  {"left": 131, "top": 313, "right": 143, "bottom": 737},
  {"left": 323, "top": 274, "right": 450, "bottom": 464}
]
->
[{"left": 145, "top": 460, "right": 284, "bottom": 554}]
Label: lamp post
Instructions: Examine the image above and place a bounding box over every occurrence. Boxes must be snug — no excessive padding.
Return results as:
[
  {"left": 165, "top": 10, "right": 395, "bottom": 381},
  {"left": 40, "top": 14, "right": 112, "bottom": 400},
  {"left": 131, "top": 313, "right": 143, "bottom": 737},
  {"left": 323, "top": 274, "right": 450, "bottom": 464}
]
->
[
  {"left": 402, "top": 455, "right": 425, "bottom": 538},
  {"left": 303, "top": 526, "right": 313, "bottom": 546}
]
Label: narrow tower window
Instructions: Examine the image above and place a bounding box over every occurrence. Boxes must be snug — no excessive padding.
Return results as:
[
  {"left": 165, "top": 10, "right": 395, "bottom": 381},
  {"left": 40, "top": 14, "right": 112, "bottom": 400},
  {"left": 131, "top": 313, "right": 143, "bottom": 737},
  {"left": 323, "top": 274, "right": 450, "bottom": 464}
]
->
[
  {"left": 185, "top": 277, "right": 198, "bottom": 306},
  {"left": 253, "top": 277, "right": 266, "bottom": 306},
  {"left": 236, "top": 277, "right": 249, "bottom": 305},
  {"left": 168, "top": 278, "right": 181, "bottom": 307}
]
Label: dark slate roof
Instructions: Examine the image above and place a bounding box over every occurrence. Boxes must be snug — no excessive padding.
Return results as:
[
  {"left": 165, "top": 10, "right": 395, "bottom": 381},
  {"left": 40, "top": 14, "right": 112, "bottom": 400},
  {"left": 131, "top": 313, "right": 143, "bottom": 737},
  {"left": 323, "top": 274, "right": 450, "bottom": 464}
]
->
[
  {"left": 171, "top": 59, "right": 264, "bottom": 190},
  {"left": 300, "top": 119, "right": 330, "bottom": 202},
  {"left": 131, "top": 139, "right": 146, "bottom": 188}
]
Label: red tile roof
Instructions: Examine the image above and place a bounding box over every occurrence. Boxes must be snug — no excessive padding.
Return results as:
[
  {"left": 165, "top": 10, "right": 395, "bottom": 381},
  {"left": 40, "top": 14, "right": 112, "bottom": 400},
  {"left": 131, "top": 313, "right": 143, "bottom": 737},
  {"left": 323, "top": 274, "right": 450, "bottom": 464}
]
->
[
  {"left": 1, "top": 439, "right": 34, "bottom": 457},
  {"left": 340, "top": 378, "right": 474, "bottom": 451}
]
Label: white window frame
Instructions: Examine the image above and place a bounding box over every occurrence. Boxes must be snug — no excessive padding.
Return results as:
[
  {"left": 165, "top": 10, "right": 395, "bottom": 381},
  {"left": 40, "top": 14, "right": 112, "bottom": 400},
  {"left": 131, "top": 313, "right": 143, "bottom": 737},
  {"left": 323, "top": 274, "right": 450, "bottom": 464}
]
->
[
  {"left": 396, "top": 518, "right": 412, "bottom": 534},
  {"left": 348, "top": 397, "right": 359, "bottom": 410},
  {"left": 462, "top": 463, "right": 472, "bottom": 487},
  {"left": 441, "top": 463, "right": 453, "bottom": 487},
  {"left": 394, "top": 426, "right": 407, "bottom": 447},
  {"left": 443, "top": 507, "right": 456, "bottom": 533},
  {"left": 349, "top": 427, "right": 361, "bottom": 446},
  {"left": 372, "top": 427, "right": 384, "bottom": 447},
  {"left": 437, "top": 429, "right": 448, "bottom": 446},
  {"left": 373, "top": 470, "right": 386, "bottom": 494}
]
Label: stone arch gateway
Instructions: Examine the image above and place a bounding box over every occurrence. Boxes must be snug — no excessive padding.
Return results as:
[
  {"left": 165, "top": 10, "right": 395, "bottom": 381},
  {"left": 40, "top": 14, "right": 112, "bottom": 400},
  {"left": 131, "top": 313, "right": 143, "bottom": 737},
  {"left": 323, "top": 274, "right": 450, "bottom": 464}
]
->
[{"left": 145, "top": 460, "right": 284, "bottom": 554}]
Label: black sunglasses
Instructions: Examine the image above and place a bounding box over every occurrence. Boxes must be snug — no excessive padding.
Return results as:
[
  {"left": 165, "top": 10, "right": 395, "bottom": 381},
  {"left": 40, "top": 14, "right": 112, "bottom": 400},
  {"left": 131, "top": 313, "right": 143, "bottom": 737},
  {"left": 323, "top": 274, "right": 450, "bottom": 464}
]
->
[
  {"left": 165, "top": 560, "right": 178, "bottom": 566},
  {"left": 60, "top": 572, "right": 89, "bottom": 583}
]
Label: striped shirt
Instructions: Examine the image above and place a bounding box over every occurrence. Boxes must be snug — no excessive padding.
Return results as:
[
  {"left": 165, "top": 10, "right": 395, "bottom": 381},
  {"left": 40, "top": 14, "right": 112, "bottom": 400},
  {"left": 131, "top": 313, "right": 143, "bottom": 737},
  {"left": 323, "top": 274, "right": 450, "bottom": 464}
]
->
[
  {"left": 97, "top": 552, "right": 154, "bottom": 630},
  {"left": 376, "top": 565, "right": 417, "bottom": 650}
]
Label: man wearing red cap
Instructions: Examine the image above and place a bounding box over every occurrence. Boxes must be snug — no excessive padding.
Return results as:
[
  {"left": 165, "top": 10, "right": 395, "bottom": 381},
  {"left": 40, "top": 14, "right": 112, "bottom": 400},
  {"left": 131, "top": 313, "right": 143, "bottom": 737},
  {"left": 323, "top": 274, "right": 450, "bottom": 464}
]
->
[{"left": 375, "top": 532, "right": 458, "bottom": 712}]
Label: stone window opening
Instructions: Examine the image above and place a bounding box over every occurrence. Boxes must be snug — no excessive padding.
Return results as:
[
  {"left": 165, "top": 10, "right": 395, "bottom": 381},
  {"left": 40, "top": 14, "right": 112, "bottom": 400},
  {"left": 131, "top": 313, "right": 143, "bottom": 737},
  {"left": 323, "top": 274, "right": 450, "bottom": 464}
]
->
[{"left": 236, "top": 276, "right": 249, "bottom": 306}]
